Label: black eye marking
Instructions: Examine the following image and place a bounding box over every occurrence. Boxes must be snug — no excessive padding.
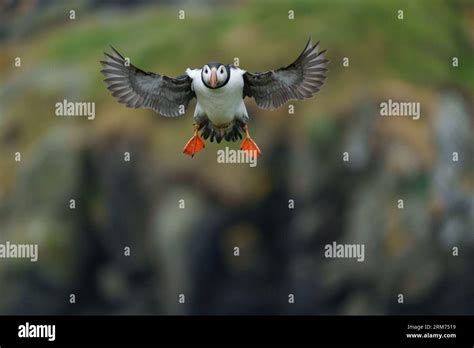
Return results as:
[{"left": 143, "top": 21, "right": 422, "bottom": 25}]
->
[{"left": 204, "top": 68, "right": 209, "bottom": 74}]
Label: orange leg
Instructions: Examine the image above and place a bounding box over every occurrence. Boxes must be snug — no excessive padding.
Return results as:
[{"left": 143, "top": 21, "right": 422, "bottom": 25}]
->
[
  {"left": 240, "top": 124, "right": 261, "bottom": 158},
  {"left": 183, "top": 124, "right": 205, "bottom": 157}
]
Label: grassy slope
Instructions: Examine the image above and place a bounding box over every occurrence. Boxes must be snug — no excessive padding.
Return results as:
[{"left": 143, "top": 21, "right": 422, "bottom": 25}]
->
[{"left": 0, "top": 0, "right": 472, "bottom": 192}]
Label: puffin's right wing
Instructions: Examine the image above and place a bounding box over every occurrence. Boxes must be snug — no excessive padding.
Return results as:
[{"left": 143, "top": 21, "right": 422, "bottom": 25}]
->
[
  {"left": 243, "top": 38, "right": 328, "bottom": 110},
  {"left": 100, "top": 47, "right": 195, "bottom": 117}
]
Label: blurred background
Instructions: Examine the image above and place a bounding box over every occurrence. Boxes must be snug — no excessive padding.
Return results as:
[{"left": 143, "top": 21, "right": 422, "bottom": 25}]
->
[{"left": 0, "top": 0, "right": 473, "bottom": 315}]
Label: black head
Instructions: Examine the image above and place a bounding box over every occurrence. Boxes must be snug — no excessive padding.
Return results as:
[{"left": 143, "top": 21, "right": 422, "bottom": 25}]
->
[{"left": 201, "top": 62, "right": 231, "bottom": 89}]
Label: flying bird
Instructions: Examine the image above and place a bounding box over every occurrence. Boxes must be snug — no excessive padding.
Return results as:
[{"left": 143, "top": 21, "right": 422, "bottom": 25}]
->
[{"left": 100, "top": 38, "right": 328, "bottom": 158}]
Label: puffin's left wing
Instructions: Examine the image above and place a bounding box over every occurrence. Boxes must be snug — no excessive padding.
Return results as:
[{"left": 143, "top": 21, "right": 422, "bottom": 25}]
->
[
  {"left": 101, "top": 47, "right": 195, "bottom": 117},
  {"left": 243, "top": 38, "right": 328, "bottom": 110}
]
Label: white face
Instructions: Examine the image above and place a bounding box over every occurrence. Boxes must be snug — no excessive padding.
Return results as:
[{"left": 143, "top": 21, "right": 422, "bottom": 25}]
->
[{"left": 202, "top": 64, "right": 228, "bottom": 88}]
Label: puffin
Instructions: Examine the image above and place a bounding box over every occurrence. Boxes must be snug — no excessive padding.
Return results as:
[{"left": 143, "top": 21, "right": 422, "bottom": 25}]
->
[{"left": 100, "top": 37, "right": 328, "bottom": 158}]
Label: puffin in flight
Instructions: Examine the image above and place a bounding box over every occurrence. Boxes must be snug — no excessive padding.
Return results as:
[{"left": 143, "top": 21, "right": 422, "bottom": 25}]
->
[{"left": 100, "top": 38, "right": 328, "bottom": 158}]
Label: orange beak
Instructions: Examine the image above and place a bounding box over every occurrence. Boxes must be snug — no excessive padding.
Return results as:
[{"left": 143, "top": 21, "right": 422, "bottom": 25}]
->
[{"left": 210, "top": 68, "right": 217, "bottom": 88}]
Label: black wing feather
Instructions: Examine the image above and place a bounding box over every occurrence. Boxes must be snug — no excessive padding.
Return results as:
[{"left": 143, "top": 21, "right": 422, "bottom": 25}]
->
[
  {"left": 100, "top": 47, "right": 195, "bottom": 117},
  {"left": 243, "top": 37, "right": 328, "bottom": 110}
]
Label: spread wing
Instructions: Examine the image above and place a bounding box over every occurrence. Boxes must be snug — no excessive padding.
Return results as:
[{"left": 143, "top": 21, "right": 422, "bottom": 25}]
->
[
  {"left": 243, "top": 38, "right": 328, "bottom": 110},
  {"left": 100, "top": 47, "right": 195, "bottom": 117}
]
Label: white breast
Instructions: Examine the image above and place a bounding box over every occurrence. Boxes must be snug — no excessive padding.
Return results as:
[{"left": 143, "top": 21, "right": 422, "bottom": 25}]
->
[{"left": 187, "top": 67, "right": 247, "bottom": 126}]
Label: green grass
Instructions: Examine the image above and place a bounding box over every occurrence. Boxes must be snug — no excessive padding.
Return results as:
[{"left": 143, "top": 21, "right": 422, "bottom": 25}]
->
[
  {"left": 1, "top": 0, "right": 472, "bottom": 158},
  {"left": 13, "top": 0, "right": 471, "bottom": 91}
]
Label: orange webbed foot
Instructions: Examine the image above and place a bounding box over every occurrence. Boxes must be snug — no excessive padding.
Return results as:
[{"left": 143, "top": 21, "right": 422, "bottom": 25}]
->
[
  {"left": 183, "top": 125, "right": 205, "bottom": 157},
  {"left": 240, "top": 125, "right": 261, "bottom": 158}
]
